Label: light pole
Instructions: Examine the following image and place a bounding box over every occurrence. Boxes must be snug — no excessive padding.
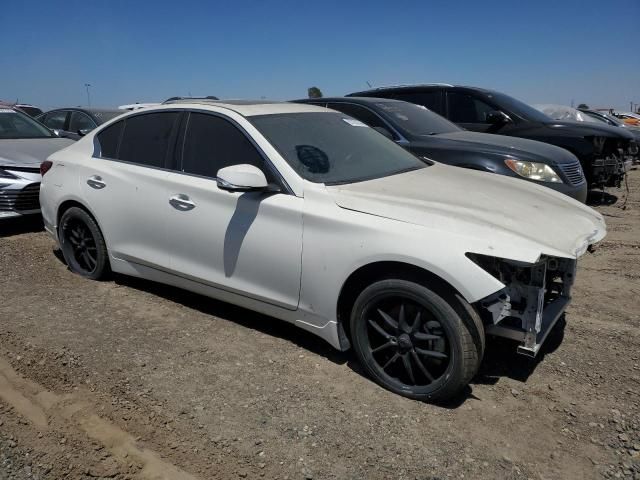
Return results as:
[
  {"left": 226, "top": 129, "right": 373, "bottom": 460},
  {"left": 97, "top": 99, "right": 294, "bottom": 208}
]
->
[{"left": 84, "top": 83, "right": 92, "bottom": 107}]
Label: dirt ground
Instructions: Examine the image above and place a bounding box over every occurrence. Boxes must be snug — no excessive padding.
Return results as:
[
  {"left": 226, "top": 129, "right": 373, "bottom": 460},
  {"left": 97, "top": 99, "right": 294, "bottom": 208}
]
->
[{"left": 1, "top": 170, "right": 639, "bottom": 480}]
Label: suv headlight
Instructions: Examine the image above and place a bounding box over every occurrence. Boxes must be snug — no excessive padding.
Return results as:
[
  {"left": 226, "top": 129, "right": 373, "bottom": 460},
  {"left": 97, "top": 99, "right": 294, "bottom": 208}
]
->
[
  {"left": 504, "top": 159, "right": 563, "bottom": 183},
  {"left": 0, "top": 169, "right": 18, "bottom": 179}
]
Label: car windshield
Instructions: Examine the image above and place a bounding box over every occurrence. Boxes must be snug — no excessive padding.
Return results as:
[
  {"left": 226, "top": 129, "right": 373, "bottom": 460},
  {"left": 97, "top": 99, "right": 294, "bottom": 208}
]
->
[
  {"left": 0, "top": 108, "right": 54, "bottom": 139},
  {"left": 372, "top": 101, "right": 461, "bottom": 136},
  {"left": 249, "top": 112, "right": 427, "bottom": 185},
  {"left": 486, "top": 91, "right": 553, "bottom": 123}
]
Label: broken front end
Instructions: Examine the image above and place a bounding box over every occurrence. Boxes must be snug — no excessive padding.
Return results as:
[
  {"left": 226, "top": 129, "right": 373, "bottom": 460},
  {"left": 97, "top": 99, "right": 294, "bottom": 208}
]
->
[
  {"left": 469, "top": 254, "right": 577, "bottom": 357},
  {"left": 591, "top": 136, "right": 637, "bottom": 188}
]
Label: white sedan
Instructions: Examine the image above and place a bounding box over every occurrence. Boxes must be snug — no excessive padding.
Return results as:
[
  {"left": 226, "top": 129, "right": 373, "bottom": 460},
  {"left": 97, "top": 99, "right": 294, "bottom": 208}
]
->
[{"left": 39, "top": 100, "right": 606, "bottom": 401}]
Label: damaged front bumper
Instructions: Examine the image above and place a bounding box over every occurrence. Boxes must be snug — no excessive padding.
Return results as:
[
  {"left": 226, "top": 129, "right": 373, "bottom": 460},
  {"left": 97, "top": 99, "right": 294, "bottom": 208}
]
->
[{"left": 470, "top": 254, "right": 577, "bottom": 357}]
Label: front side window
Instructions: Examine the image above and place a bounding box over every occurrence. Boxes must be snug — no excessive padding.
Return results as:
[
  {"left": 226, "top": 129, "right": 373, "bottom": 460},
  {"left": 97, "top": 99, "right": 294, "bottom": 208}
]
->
[
  {"left": 118, "top": 112, "right": 180, "bottom": 167},
  {"left": 42, "top": 110, "right": 68, "bottom": 130},
  {"left": 181, "top": 113, "right": 271, "bottom": 180},
  {"left": 249, "top": 112, "right": 427, "bottom": 185},
  {"left": 447, "top": 92, "right": 495, "bottom": 123},
  {"left": 69, "top": 112, "right": 96, "bottom": 132},
  {"left": 0, "top": 109, "right": 55, "bottom": 139}
]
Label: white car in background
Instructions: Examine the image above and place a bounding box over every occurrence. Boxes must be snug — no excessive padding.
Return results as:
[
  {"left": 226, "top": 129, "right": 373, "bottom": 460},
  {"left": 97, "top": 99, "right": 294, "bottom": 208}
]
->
[
  {"left": 39, "top": 100, "right": 606, "bottom": 401},
  {"left": 0, "top": 107, "right": 73, "bottom": 219}
]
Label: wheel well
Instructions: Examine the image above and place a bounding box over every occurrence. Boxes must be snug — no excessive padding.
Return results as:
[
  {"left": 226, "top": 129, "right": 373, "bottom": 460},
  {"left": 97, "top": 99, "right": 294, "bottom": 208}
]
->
[
  {"left": 336, "top": 261, "right": 464, "bottom": 345},
  {"left": 56, "top": 200, "right": 101, "bottom": 237}
]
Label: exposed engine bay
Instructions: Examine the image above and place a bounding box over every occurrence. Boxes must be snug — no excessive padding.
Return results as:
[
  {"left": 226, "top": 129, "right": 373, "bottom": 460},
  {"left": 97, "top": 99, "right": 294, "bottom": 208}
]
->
[{"left": 470, "top": 254, "right": 577, "bottom": 356}]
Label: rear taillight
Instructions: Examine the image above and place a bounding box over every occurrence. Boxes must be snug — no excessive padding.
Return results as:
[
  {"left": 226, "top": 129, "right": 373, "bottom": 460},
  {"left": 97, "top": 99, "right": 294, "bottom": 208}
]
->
[{"left": 40, "top": 161, "right": 53, "bottom": 176}]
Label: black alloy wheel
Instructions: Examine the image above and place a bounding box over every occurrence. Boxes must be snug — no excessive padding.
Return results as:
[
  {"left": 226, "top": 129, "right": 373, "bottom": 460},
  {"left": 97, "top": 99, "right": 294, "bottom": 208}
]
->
[
  {"left": 350, "top": 279, "right": 482, "bottom": 402},
  {"left": 59, "top": 207, "right": 109, "bottom": 280}
]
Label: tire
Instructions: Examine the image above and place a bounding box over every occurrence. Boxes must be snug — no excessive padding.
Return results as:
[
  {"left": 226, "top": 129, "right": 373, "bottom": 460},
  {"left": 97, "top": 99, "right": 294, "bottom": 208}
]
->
[
  {"left": 59, "top": 207, "right": 109, "bottom": 280},
  {"left": 350, "top": 279, "right": 482, "bottom": 402}
]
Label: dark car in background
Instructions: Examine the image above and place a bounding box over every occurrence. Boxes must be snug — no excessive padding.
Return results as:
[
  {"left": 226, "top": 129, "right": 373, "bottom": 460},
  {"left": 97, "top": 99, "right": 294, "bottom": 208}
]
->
[
  {"left": 37, "top": 107, "right": 122, "bottom": 140},
  {"left": 295, "top": 97, "right": 587, "bottom": 202},
  {"left": 0, "top": 106, "right": 74, "bottom": 219},
  {"left": 348, "top": 84, "right": 637, "bottom": 188}
]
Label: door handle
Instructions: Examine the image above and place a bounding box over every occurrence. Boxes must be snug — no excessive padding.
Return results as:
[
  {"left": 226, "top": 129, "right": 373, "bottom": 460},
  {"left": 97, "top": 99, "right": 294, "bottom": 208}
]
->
[
  {"left": 87, "top": 175, "right": 106, "bottom": 189},
  {"left": 169, "top": 194, "right": 196, "bottom": 211}
]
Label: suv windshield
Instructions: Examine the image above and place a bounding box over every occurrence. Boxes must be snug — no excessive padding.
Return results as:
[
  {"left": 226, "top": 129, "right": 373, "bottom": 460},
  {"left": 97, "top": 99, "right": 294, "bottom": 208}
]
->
[
  {"left": 372, "top": 100, "right": 460, "bottom": 136},
  {"left": 486, "top": 91, "right": 553, "bottom": 123},
  {"left": 0, "top": 108, "right": 54, "bottom": 139},
  {"left": 249, "top": 112, "right": 427, "bottom": 184}
]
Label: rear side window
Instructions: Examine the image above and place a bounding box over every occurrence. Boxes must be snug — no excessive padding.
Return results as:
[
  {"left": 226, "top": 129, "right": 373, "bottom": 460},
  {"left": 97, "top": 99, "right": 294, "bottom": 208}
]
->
[
  {"left": 392, "top": 91, "right": 443, "bottom": 115},
  {"left": 118, "top": 112, "right": 180, "bottom": 167},
  {"left": 96, "top": 121, "right": 124, "bottom": 159},
  {"left": 181, "top": 113, "right": 270, "bottom": 179}
]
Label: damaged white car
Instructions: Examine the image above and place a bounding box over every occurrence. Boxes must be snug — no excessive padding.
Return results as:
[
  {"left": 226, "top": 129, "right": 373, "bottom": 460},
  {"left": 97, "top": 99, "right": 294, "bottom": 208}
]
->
[{"left": 39, "top": 101, "right": 606, "bottom": 401}]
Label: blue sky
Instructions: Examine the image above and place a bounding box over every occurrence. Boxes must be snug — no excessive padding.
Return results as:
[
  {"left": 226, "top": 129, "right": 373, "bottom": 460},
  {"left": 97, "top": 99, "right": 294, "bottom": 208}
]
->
[{"left": 1, "top": 0, "right": 639, "bottom": 110}]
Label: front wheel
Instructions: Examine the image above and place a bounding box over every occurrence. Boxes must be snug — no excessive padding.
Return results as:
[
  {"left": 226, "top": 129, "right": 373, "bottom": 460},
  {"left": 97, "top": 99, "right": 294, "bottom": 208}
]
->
[
  {"left": 59, "top": 207, "right": 109, "bottom": 280},
  {"left": 350, "top": 279, "right": 482, "bottom": 402}
]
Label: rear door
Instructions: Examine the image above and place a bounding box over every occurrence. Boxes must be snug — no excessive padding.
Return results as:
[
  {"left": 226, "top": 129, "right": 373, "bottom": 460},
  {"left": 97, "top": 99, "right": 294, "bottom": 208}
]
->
[
  {"left": 164, "top": 111, "right": 304, "bottom": 310},
  {"left": 80, "top": 111, "right": 181, "bottom": 269}
]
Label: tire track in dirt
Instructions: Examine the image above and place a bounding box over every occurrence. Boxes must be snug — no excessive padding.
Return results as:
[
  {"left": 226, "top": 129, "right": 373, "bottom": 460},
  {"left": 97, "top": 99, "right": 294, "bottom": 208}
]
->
[{"left": 0, "top": 357, "right": 199, "bottom": 480}]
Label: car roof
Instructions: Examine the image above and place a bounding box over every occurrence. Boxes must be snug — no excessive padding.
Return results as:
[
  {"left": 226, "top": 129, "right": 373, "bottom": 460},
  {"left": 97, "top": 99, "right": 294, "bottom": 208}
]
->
[
  {"left": 153, "top": 99, "right": 327, "bottom": 116},
  {"left": 295, "top": 96, "right": 404, "bottom": 105},
  {"left": 43, "top": 107, "right": 121, "bottom": 114},
  {"left": 348, "top": 84, "right": 493, "bottom": 95}
]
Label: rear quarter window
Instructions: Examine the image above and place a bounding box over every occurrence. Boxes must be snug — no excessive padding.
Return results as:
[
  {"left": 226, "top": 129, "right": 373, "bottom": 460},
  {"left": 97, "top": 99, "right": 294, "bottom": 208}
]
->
[{"left": 96, "top": 121, "right": 124, "bottom": 159}]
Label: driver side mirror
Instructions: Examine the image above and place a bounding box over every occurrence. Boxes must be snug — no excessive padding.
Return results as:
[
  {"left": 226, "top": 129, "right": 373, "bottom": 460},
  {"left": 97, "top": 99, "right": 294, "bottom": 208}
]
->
[
  {"left": 486, "top": 110, "right": 511, "bottom": 125},
  {"left": 372, "top": 126, "right": 394, "bottom": 140},
  {"left": 216, "top": 164, "right": 269, "bottom": 192},
  {"left": 77, "top": 128, "right": 92, "bottom": 137}
]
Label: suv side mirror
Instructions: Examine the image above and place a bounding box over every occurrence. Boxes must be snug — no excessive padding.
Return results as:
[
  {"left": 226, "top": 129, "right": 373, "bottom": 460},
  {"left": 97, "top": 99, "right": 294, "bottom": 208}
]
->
[
  {"left": 216, "top": 164, "right": 268, "bottom": 192},
  {"left": 372, "top": 126, "right": 394, "bottom": 140},
  {"left": 486, "top": 110, "right": 511, "bottom": 125},
  {"left": 77, "top": 128, "right": 92, "bottom": 137}
]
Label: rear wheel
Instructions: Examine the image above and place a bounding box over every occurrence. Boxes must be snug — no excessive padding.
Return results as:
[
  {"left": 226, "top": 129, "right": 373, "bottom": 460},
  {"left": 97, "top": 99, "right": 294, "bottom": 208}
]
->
[
  {"left": 59, "top": 207, "right": 109, "bottom": 280},
  {"left": 350, "top": 279, "right": 482, "bottom": 402}
]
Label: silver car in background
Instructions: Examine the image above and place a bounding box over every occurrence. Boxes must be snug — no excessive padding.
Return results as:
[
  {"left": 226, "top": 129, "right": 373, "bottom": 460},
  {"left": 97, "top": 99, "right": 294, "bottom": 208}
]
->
[{"left": 0, "top": 107, "right": 74, "bottom": 219}]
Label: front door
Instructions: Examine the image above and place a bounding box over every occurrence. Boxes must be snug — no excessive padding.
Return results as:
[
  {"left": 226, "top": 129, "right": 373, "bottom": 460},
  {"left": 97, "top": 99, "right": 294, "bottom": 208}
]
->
[
  {"left": 446, "top": 91, "right": 497, "bottom": 132},
  {"left": 165, "top": 112, "right": 303, "bottom": 310}
]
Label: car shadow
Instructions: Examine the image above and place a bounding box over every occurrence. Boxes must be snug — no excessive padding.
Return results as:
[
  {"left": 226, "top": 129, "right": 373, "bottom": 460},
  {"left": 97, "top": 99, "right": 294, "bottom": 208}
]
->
[
  {"left": 50, "top": 250, "right": 569, "bottom": 407},
  {"left": 587, "top": 190, "right": 618, "bottom": 206},
  {"left": 0, "top": 216, "right": 43, "bottom": 237},
  {"left": 112, "top": 273, "right": 350, "bottom": 366}
]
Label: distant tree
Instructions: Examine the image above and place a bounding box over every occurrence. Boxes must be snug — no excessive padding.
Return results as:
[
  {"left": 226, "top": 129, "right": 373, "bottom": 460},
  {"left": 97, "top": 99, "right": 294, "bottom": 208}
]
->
[
  {"left": 307, "top": 87, "right": 323, "bottom": 99},
  {"left": 577, "top": 103, "right": 589, "bottom": 110}
]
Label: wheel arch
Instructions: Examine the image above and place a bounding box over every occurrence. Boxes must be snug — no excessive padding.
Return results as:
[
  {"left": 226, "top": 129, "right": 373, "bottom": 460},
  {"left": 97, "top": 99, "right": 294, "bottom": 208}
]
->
[
  {"left": 336, "top": 261, "right": 471, "bottom": 343},
  {"left": 56, "top": 199, "right": 105, "bottom": 243}
]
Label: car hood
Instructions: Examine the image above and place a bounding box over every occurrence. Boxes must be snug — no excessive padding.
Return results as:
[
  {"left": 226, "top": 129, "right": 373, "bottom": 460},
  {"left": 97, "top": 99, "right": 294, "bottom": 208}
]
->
[
  {"left": 327, "top": 164, "right": 606, "bottom": 261},
  {"left": 540, "top": 120, "right": 635, "bottom": 140},
  {"left": 421, "top": 131, "right": 577, "bottom": 164},
  {"left": 0, "top": 138, "right": 74, "bottom": 168}
]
